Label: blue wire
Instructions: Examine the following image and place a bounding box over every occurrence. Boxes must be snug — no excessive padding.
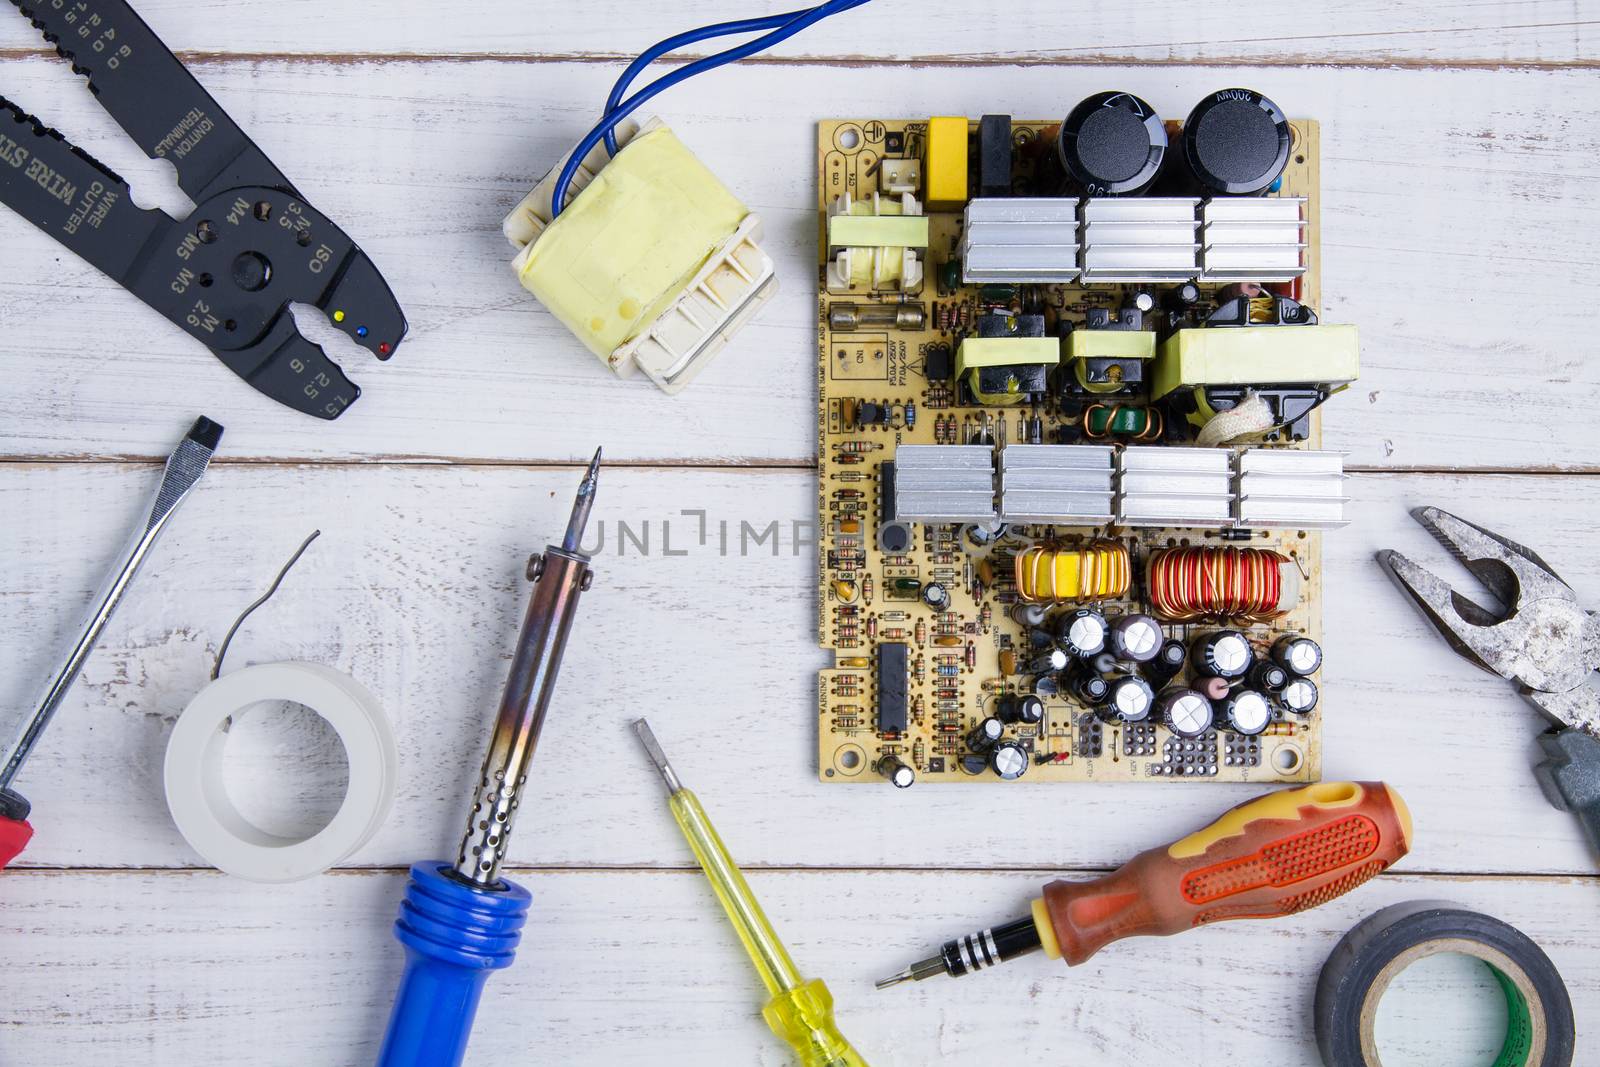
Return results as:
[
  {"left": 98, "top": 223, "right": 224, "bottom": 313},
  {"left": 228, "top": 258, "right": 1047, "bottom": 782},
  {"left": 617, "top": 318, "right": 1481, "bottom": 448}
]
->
[
  {"left": 601, "top": 7, "right": 816, "bottom": 154},
  {"left": 552, "top": 0, "right": 871, "bottom": 218}
]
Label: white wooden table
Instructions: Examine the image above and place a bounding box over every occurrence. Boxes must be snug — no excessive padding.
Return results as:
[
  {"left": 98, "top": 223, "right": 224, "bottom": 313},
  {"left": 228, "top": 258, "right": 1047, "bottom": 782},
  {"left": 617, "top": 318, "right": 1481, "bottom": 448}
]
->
[{"left": 2, "top": 3, "right": 1596, "bottom": 1063}]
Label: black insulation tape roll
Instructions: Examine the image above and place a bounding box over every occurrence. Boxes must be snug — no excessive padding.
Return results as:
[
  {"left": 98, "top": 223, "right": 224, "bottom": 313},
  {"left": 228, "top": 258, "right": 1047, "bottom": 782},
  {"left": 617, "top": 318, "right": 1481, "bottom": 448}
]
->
[{"left": 1314, "top": 901, "right": 1574, "bottom": 1067}]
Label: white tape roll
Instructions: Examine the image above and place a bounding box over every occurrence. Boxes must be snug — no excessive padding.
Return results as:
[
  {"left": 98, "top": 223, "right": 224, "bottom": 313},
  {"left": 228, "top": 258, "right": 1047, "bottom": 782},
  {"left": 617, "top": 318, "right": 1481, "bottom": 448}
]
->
[{"left": 163, "top": 662, "right": 398, "bottom": 883}]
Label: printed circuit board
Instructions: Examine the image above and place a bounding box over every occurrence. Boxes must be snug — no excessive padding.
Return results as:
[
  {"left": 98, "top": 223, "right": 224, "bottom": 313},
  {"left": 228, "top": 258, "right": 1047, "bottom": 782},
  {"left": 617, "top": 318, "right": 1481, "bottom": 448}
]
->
[{"left": 816, "top": 105, "right": 1351, "bottom": 785}]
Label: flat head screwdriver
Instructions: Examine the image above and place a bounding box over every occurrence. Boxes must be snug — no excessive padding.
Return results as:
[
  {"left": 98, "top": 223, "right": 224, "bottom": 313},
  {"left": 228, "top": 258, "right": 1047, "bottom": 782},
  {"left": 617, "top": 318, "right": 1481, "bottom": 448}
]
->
[
  {"left": 375, "top": 449, "right": 601, "bottom": 1067},
  {"left": 634, "top": 719, "right": 869, "bottom": 1067},
  {"left": 878, "top": 781, "right": 1412, "bottom": 988},
  {"left": 0, "top": 416, "right": 222, "bottom": 869}
]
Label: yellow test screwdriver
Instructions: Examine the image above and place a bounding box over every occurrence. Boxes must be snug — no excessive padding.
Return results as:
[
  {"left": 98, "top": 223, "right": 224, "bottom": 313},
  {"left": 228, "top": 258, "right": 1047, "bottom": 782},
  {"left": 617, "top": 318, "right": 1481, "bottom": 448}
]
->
[{"left": 633, "top": 719, "right": 869, "bottom": 1067}]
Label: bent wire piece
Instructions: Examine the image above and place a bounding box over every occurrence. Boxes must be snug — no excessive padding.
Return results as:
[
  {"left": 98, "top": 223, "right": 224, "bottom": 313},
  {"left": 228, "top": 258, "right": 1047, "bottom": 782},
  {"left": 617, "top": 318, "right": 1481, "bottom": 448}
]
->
[
  {"left": 0, "top": 0, "right": 406, "bottom": 419},
  {"left": 1377, "top": 506, "right": 1600, "bottom": 738}
]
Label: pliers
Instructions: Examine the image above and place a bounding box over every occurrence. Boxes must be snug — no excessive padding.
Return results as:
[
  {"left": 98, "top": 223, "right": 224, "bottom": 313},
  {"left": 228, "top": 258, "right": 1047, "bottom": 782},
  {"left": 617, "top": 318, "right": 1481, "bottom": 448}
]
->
[
  {"left": 0, "top": 0, "right": 406, "bottom": 418},
  {"left": 1378, "top": 507, "right": 1600, "bottom": 853}
]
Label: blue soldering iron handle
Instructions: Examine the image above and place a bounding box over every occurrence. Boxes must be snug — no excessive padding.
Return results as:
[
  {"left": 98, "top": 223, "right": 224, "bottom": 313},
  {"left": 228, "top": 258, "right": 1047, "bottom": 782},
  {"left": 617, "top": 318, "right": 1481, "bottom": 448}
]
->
[{"left": 375, "top": 862, "right": 532, "bottom": 1067}]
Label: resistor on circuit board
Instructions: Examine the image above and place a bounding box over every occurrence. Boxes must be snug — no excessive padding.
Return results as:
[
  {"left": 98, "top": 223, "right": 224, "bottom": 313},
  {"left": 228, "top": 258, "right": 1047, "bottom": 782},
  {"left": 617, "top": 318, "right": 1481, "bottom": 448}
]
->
[
  {"left": 836, "top": 471, "right": 864, "bottom": 482},
  {"left": 937, "top": 666, "right": 961, "bottom": 678},
  {"left": 915, "top": 618, "right": 926, "bottom": 647},
  {"left": 866, "top": 617, "right": 878, "bottom": 639},
  {"left": 966, "top": 642, "right": 977, "bottom": 669},
  {"left": 1265, "top": 723, "right": 1298, "bottom": 736},
  {"left": 832, "top": 488, "right": 863, "bottom": 499},
  {"left": 883, "top": 627, "right": 907, "bottom": 640},
  {"left": 935, "top": 689, "right": 960, "bottom": 701},
  {"left": 834, "top": 455, "right": 863, "bottom": 464},
  {"left": 935, "top": 653, "right": 962, "bottom": 664},
  {"left": 836, "top": 441, "right": 880, "bottom": 454},
  {"left": 834, "top": 604, "right": 858, "bottom": 618},
  {"left": 904, "top": 402, "right": 916, "bottom": 429},
  {"left": 913, "top": 655, "right": 926, "bottom": 682},
  {"left": 862, "top": 575, "right": 874, "bottom": 604},
  {"left": 980, "top": 604, "right": 992, "bottom": 629}
]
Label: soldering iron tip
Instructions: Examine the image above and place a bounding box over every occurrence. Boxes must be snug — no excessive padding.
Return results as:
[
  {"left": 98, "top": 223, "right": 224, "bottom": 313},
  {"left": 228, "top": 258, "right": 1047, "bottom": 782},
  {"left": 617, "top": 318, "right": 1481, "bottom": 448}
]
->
[{"left": 561, "top": 446, "right": 604, "bottom": 553}]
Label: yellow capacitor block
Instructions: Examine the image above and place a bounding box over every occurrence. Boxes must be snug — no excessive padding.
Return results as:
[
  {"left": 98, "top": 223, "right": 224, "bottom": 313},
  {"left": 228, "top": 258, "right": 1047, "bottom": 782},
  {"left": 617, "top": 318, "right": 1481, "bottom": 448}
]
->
[
  {"left": 924, "top": 116, "right": 969, "bottom": 210},
  {"left": 513, "top": 125, "right": 752, "bottom": 364},
  {"left": 1152, "top": 324, "right": 1360, "bottom": 400}
]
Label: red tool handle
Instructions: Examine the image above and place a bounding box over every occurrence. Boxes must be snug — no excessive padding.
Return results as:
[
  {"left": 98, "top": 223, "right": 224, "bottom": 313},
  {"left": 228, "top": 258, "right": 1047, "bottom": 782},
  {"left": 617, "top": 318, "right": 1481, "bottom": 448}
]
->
[
  {"left": 1037, "top": 781, "right": 1412, "bottom": 966},
  {"left": 0, "top": 815, "right": 33, "bottom": 869}
]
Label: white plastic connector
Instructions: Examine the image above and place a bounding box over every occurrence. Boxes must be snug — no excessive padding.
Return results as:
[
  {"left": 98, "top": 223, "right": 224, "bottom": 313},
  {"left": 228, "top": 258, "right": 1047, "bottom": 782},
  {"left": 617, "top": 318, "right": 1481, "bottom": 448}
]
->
[{"left": 502, "top": 116, "right": 776, "bottom": 395}]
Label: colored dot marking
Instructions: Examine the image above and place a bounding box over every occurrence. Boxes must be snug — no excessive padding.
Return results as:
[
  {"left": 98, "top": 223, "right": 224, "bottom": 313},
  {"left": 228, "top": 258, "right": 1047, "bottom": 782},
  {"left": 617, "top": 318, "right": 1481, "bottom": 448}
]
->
[
  {"left": 356, "top": 325, "right": 369, "bottom": 338},
  {"left": 378, "top": 342, "right": 391, "bottom": 355},
  {"left": 332, "top": 309, "right": 345, "bottom": 322}
]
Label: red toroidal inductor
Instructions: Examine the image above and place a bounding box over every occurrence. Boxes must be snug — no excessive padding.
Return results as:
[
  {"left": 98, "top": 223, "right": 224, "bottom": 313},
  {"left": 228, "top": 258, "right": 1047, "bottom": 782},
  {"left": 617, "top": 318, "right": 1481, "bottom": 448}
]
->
[{"left": 1146, "top": 546, "right": 1301, "bottom": 623}]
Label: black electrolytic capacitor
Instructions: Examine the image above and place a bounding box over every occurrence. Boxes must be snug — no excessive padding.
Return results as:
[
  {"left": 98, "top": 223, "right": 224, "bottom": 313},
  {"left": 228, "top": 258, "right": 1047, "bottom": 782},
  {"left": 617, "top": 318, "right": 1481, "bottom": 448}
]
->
[
  {"left": 1218, "top": 689, "right": 1273, "bottom": 736},
  {"left": 1098, "top": 676, "right": 1155, "bottom": 724},
  {"left": 1070, "top": 671, "right": 1111, "bottom": 706},
  {"left": 1157, "top": 687, "right": 1215, "bottom": 738},
  {"left": 1147, "top": 639, "right": 1189, "bottom": 688},
  {"left": 1249, "top": 661, "right": 1290, "bottom": 693},
  {"left": 1055, "top": 91, "right": 1166, "bottom": 196},
  {"left": 999, "top": 694, "right": 1045, "bottom": 726},
  {"left": 978, "top": 114, "right": 1013, "bottom": 197},
  {"left": 1181, "top": 88, "right": 1291, "bottom": 196},
  {"left": 966, "top": 716, "right": 1006, "bottom": 752},
  {"left": 1191, "top": 630, "right": 1254, "bottom": 680},
  {"left": 1056, "top": 608, "right": 1108, "bottom": 659},
  {"left": 1108, "top": 614, "right": 1163, "bottom": 663},
  {"left": 1272, "top": 635, "right": 1323, "bottom": 677},
  {"left": 922, "top": 582, "right": 951, "bottom": 610},
  {"left": 878, "top": 754, "right": 916, "bottom": 788},
  {"left": 1278, "top": 677, "right": 1320, "bottom": 716},
  {"left": 989, "top": 740, "right": 1029, "bottom": 780}
]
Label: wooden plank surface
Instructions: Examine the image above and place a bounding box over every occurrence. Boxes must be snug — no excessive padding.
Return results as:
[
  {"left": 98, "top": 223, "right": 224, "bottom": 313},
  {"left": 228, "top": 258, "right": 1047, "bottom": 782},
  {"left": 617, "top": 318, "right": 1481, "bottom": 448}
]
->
[
  {"left": 0, "top": 866, "right": 1591, "bottom": 1066},
  {"left": 0, "top": 1, "right": 1594, "bottom": 64},
  {"left": 3, "top": 2, "right": 1597, "bottom": 1061},
  {"left": 0, "top": 56, "right": 1597, "bottom": 468},
  {"left": 3, "top": 463, "right": 1595, "bottom": 875}
]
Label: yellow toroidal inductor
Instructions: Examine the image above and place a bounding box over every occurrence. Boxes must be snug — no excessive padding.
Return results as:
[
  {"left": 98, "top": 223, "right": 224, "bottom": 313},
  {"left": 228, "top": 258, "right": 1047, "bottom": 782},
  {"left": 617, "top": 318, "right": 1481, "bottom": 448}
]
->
[{"left": 1013, "top": 542, "right": 1131, "bottom": 603}]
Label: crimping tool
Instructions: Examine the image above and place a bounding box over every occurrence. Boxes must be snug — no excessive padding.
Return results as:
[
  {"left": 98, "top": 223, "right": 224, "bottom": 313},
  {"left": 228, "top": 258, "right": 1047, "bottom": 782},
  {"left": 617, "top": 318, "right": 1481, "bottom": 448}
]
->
[{"left": 0, "top": 0, "right": 405, "bottom": 419}]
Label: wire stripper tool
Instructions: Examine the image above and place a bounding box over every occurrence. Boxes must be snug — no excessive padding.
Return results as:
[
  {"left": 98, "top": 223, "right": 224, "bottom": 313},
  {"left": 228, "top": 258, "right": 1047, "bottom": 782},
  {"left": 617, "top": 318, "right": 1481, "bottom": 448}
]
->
[
  {"left": 0, "top": 0, "right": 406, "bottom": 419},
  {"left": 1379, "top": 506, "right": 1600, "bottom": 854}
]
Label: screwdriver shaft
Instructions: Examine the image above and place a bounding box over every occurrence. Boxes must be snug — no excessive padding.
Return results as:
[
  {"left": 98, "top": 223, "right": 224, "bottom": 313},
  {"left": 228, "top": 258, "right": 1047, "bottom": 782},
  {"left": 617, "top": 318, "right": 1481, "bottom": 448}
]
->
[{"left": 0, "top": 416, "right": 221, "bottom": 790}]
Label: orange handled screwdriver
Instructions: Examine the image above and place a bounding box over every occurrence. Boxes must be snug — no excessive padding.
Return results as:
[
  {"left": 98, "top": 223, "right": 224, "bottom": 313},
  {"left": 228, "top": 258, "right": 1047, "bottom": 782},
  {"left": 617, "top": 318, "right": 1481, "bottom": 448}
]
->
[{"left": 876, "top": 781, "right": 1411, "bottom": 987}]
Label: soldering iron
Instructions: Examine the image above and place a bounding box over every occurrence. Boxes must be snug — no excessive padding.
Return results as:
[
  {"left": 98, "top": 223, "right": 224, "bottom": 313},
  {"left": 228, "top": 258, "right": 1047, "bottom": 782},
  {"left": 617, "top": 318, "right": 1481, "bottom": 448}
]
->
[{"left": 374, "top": 450, "right": 601, "bottom": 1067}]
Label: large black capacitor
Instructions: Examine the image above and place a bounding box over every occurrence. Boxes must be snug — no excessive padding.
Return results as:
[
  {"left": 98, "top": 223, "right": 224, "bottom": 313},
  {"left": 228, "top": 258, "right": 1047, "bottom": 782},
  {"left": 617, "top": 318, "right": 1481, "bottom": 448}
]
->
[
  {"left": 966, "top": 716, "right": 1006, "bottom": 752},
  {"left": 1218, "top": 689, "right": 1273, "bottom": 736},
  {"left": 1056, "top": 608, "right": 1108, "bottom": 659},
  {"left": 1108, "top": 614, "right": 1163, "bottom": 663},
  {"left": 999, "top": 694, "right": 1045, "bottom": 726},
  {"left": 1157, "top": 687, "right": 1215, "bottom": 738},
  {"left": 1272, "top": 635, "right": 1324, "bottom": 677},
  {"left": 989, "top": 740, "right": 1030, "bottom": 780},
  {"left": 1098, "top": 676, "right": 1155, "bottom": 725},
  {"left": 1182, "top": 88, "right": 1291, "bottom": 196},
  {"left": 1055, "top": 91, "right": 1166, "bottom": 196},
  {"left": 1191, "top": 630, "right": 1254, "bottom": 680}
]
